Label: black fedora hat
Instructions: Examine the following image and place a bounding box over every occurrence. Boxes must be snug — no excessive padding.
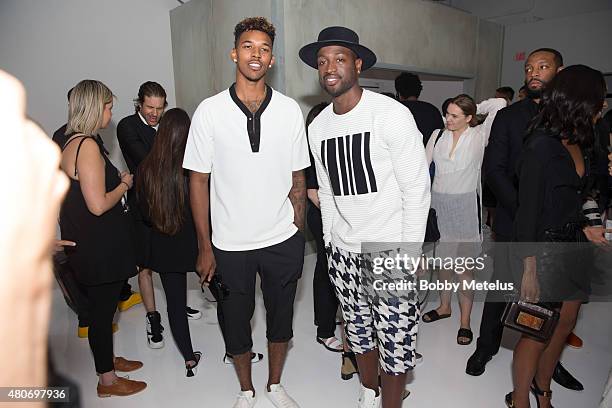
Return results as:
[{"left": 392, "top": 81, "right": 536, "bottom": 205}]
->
[{"left": 299, "top": 26, "right": 377, "bottom": 71}]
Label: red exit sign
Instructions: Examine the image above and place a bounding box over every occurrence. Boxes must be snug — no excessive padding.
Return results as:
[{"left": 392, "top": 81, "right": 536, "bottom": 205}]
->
[{"left": 514, "top": 52, "right": 526, "bottom": 61}]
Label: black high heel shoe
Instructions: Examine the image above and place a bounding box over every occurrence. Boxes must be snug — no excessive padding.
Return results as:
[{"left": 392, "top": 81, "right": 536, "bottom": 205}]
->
[
  {"left": 531, "top": 379, "right": 554, "bottom": 408},
  {"left": 186, "top": 351, "right": 202, "bottom": 377},
  {"left": 504, "top": 392, "right": 515, "bottom": 407},
  {"left": 340, "top": 351, "right": 358, "bottom": 380}
]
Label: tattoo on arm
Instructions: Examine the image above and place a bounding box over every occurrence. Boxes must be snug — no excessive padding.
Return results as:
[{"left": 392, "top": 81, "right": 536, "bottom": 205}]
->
[{"left": 289, "top": 170, "right": 306, "bottom": 231}]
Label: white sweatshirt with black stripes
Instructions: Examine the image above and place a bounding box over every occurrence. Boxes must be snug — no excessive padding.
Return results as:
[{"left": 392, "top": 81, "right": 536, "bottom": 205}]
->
[{"left": 308, "top": 90, "right": 431, "bottom": 254}]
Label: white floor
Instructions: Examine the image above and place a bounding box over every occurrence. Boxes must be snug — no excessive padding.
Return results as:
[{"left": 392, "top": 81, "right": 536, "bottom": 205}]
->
[{"left": 49, "top": 251, "right": 612, "bottom": 407}]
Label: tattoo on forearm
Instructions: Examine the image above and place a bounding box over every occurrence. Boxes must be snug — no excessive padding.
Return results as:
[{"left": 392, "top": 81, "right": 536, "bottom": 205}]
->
[{"left": 289, "top": 170, "right": 306, "bottom": 231}]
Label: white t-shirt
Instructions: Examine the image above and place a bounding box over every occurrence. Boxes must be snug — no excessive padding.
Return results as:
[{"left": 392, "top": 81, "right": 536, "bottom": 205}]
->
[
  {"left": 183, "top": 84, "right": 310, "bottom": 251},
  {"left": 308, "top": 89, "right": 431, "bottom": 253}
]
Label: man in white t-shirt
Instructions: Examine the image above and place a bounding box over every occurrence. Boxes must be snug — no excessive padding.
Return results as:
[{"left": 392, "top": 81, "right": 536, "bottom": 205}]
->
[
  {"left": 183, "top": 17, "right": 310, "bottom": 408},
  {"left": 299, "top": 27, "right": 430, "bottom": 408}
]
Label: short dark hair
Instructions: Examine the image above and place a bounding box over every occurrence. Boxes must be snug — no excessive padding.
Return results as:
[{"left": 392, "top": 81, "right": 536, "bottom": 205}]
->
[
  {"left": 134, "top": 81, "right": 168, "bottom": 112},
  {"left": 234, "top": 17, "right": 275, "bottom": 47},
  {"left": 496, "top": 86, "right": 515, "bottom": 101},
  {"left": 528, "top": 48, "right": 564, "bottom": 68},
  {"left": 528, "top": 64, "right": 606, "bottom": 147},
  {"left": 395, "top": 72, "right": 423, "bottom": 99}
]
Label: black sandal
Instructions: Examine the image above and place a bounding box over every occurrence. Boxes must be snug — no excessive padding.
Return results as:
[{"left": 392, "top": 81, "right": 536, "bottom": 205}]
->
[
  {"left": 531, "top": 378, "right": 554, "bottom": 408},
  {"left": 457, "top": 328, "right": 473, "bottom": 345},
  {"left": 422, "top": 310, "right": 451, "bottom": 323},
  {"left": 186, "top": 351, "right": 202, "bottom": 377},
  {"left": 341, "top": 351, "right": 359, "bottom": 380}
]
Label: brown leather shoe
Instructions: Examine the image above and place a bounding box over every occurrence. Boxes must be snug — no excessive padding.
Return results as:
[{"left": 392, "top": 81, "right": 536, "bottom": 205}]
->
[
  {"left": 566, "top": 332, "right": 583, "bottom": 349},
  {"left": 97, "top": 377, "right": 146, "bottom": 397},
  {"left": 114, "top": 357, "right": 143, "bottom": 372}
]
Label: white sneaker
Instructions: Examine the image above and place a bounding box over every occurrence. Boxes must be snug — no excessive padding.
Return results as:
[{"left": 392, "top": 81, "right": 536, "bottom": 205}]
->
[
  {"left": 232, "top": 390, "right": 256, "bottom": 408},
  {"left": 357, "top": 385, "right": 380, "bottom": 408},
  {"left": 266, "top": 384, "right": 300, "bottom": 408}
]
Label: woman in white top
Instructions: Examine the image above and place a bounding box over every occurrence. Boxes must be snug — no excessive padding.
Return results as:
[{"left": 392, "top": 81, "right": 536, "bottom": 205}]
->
[{"left": 421, "top": 94, "right": 506, "bottom": 345}]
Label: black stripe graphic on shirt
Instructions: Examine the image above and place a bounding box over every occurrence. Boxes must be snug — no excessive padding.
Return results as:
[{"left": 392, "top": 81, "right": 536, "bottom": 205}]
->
[
  {"left": 351, "top": 133, "right": 368, "bottom": 194},
  {"left": 321, "top": 132, "right": 377, "bottom": 196},
  {"left": 345, "top": 135, "right": 355, "bottom": 195},
  {"left": 326, "top": 137, "right": 341, "bottom": 195},
  {"left": 321, "top": 139, "right": 326, "bottom": 170},
  {"left": 337, "top": 136, "right": 349, "bottom": 195},
  {"left": 363, "top": 132, "right": 377, "bottom": 192}
]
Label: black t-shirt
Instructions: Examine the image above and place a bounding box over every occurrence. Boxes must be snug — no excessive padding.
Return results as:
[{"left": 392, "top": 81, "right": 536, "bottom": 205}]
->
[{"left": 400, "top": 100, "right": 444, "bottom": 145}]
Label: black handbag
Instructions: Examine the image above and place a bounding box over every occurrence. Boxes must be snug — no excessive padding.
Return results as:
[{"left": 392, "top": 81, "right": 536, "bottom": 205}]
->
[
  {"left": 425, "top": 208, "right": 440, "bottom": 243},
  {"left": 502, "top": 301, "right": 560, "bottom": 342},
  {"left": 425, "top": 129, "right": 445, "bottom": 243}
]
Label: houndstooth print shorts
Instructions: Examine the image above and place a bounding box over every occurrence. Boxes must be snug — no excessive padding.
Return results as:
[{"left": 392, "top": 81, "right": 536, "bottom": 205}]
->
[{"left": 326, "top": 243, "right": 420, "bottom": 375}]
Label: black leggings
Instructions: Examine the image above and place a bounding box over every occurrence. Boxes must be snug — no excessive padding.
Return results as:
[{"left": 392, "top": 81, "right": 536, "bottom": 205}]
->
[
  {"left": 159, "top": 272, "right": 195, "bottom": 362},
  {"left": 308, "top": 204, "right": 339, "bottom": 339},
  {"left": 85, "top": 280, "right": 124, "bottom": 374}
]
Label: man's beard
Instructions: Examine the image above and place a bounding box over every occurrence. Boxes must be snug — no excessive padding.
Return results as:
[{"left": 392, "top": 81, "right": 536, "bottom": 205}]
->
[{"left": 525, "top": 79, "right": 546, "bottom": 99}]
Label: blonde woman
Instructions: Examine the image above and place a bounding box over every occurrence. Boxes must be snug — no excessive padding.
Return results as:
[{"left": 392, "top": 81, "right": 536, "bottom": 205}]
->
[
  {"left": 59, "top": 80, "right": 146, "bottom": 397},
  {"left": 422, "top": 94, "right": 506, "bottom": 345}
]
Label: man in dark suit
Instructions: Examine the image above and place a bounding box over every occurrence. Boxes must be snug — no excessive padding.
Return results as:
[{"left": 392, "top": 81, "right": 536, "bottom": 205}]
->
[
  {"left": 118, "top": 82, "right": 173, "bottom": 349},
  {"left": 466, "top": 48, "right": 584, "bottom": 391},
  {"left": 394, "top": 72, "right": 444, "bottom": 146}
]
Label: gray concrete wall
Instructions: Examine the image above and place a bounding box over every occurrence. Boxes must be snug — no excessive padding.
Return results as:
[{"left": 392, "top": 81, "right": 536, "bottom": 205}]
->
[
  {"left": 472, "top": 19, "right": 504, "bottom": 102},
  {"left": 171, "top": 0, "right": 285, "bottom": 116},
  {"left": 170, "top": 0, "right": 213, "bottom": 117},
  {"left": 171, "top": 0, "right": 503, "bottom": 115},
  {"left": 283, "top": 0, "right": 501, "bottom": 113}
]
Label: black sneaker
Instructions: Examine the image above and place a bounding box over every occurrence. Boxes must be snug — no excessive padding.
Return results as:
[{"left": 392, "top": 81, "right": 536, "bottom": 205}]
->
[
  {"left": 186, "top": 306, "right": 202, "bottom": 320},
  {"left": 146, "top": 311, "right": 164, "bottom": 349}
]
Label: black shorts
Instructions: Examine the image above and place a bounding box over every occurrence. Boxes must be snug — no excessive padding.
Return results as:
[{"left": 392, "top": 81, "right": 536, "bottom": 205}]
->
[{"left": 213, "top": 231, "right": 305, "bottom": 355}]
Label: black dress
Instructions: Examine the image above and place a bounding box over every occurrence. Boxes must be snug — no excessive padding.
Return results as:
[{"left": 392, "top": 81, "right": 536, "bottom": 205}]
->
[
  {"left": 513, "top": 129, "right": 591, "bottom": 302},
  {"left": 59, "top": 136, "right": 137, "bottom": 286},
  {"left": 137, "top": 176, "right": 198, "bottom": 273}
]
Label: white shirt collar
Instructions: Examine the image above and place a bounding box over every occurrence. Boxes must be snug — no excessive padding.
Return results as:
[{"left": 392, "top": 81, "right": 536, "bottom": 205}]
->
[{"left": 138, "top": 111, "right": 158, "bottom": 131}]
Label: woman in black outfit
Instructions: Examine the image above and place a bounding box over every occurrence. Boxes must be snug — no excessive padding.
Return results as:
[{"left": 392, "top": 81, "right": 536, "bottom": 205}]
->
[
  {"left": 507, "top": 65, "right": 607, "bottom": 408},
  {"left": 59, "top": 80, "right": 145, "bottom": 397},
  {"left": 136, "top": 108, "right": 201, "bottom": 377}
]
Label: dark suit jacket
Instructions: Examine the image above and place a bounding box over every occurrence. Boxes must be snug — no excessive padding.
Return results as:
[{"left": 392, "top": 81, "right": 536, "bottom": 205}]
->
[
  {"left": 116, "top": 113, "right": 157, "bottom": 174},
  {"left": 483, "top": 98, "right": 538, "bottom": 238}
]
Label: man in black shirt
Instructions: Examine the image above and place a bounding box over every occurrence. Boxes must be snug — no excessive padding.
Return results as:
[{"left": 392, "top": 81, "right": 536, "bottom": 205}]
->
[
  {"left": 394, "top": 72, "right": 444, "bottom": 146},
  {"left": 467, "top": 48, "right": 584, "bottom": 391}
]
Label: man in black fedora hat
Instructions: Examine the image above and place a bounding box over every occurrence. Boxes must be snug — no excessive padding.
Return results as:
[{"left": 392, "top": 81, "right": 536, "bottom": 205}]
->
[{"left": 300, "top": 27, "right": 430, "bottom": 408}]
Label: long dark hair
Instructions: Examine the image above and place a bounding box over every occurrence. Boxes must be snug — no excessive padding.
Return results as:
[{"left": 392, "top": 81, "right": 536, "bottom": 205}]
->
[
  {"left": 528, "top": 64, "right": 606, "bottom": 147},
  {"left": 136, "top": 108, "right": 191, "bottom": 235}
]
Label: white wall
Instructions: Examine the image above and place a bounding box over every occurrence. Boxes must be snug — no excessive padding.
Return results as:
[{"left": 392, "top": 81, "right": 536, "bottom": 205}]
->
[
  {"left": 0, "top": 0, "right": 179, "bottom": 170},
  {"left": 501, "top": 10, "right": 612, "bottom": 94}
]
